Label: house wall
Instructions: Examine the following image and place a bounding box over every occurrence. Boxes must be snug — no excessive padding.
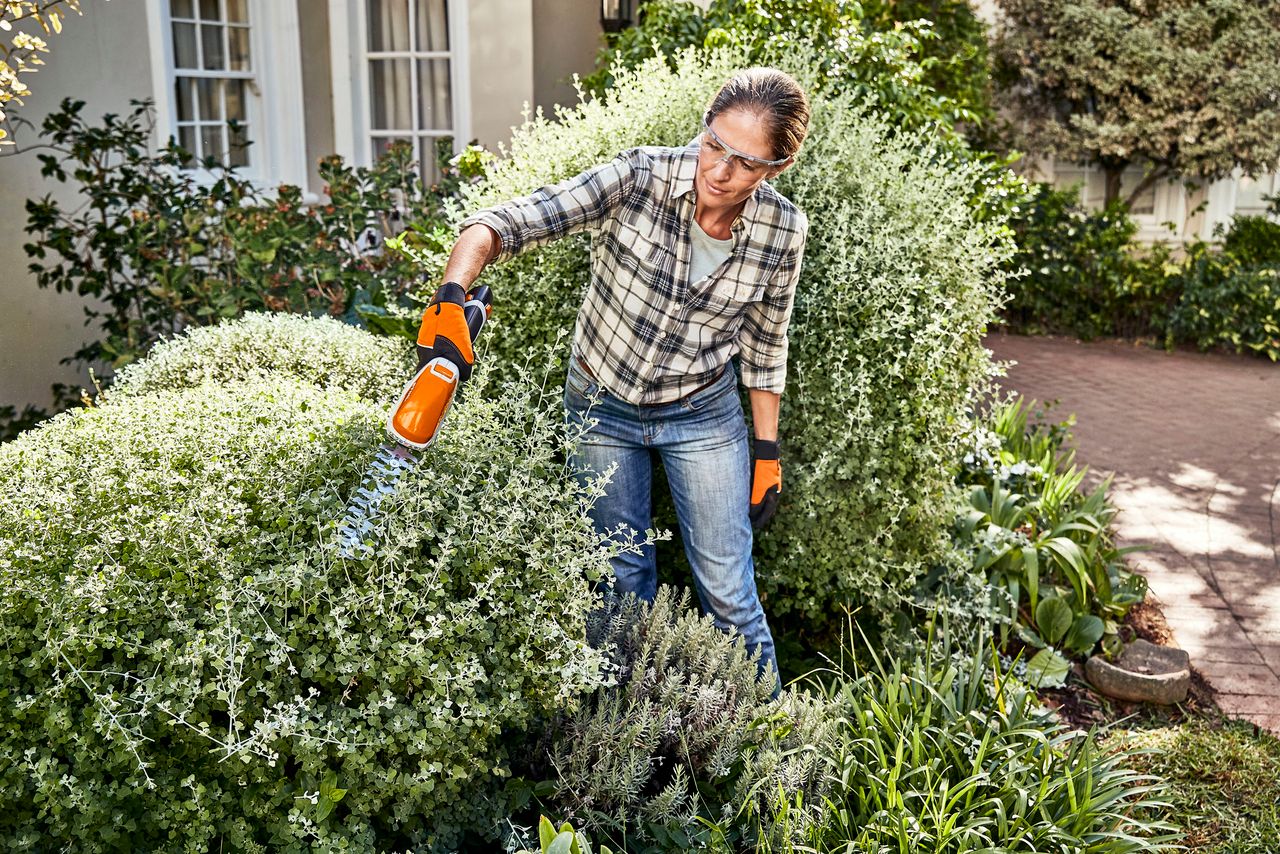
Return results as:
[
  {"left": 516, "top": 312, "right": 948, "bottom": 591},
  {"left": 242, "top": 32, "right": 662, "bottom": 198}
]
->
[
  {"left": 466, "top": 0, "right": 534, "bottom": 148},
  {"left": 0, "top": 1, "right": 156, "bottom": 411},
  {"left": 299, "top": 0, "right": 335, "bottom": 196},
  {"left": 532, "top": 0, "right": 603, "bottom": 116}
]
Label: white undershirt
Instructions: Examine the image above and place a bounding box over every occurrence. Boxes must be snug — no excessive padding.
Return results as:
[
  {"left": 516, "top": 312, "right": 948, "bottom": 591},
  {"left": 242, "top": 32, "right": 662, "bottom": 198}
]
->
[{"left": 688, "top": 219, "right": 734, "bottom": 285}]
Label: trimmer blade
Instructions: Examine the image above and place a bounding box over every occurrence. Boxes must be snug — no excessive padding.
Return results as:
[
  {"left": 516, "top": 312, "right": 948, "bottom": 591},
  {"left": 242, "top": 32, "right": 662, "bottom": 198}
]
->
[{"left": 335, "top": 442, "right": 419, "bottom": 558}]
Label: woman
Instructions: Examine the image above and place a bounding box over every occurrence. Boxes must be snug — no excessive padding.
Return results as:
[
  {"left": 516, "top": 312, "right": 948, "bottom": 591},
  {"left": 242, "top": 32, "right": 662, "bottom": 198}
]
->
[{"left": 440, "top": 68, "right": 809, "bottom": 687}]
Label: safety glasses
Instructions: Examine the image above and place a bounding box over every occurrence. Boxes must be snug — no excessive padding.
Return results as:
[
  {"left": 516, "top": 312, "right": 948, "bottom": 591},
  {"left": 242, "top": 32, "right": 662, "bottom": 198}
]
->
[{"left": 700, "top": 116, "right": 791, "bottom": 173}]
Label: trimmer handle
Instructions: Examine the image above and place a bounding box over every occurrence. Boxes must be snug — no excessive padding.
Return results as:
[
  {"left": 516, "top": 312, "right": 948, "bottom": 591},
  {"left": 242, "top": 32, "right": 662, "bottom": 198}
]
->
[{"left": 464, "top": 284, "right": 492, "bottom": 342}]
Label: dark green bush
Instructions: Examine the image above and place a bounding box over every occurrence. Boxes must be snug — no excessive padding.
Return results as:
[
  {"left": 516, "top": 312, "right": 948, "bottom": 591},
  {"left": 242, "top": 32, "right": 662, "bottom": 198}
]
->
[
  {"left": 1001, "top": 183, "right": 1280, "bottom": 359},
  {"left": 0, "top": 317, "right": 611, "bottom": 851},
  {"left": 1221, "top": 214, "right": 1280, "bottom": 267},
  {"left": 410, "top": 50, "right": 1012, "bottom": 642},
  {"left": 1000, "top": 182, "right": 1176, "bottom": 339},
  {"left": 583, "top": 0, "right": 992, "bottom": 133},
  {"left": 22, "top": 98, "right": 450, "bottom": 378},
  {"left": 1169, "top": 246, "right": 1280, "bottom": 361}
]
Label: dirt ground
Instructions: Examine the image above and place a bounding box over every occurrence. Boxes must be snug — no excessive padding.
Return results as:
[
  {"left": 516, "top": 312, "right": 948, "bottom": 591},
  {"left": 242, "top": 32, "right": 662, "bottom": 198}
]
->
[{"left": 1041, "top": 599, "right": 1221, "bottom": 731}]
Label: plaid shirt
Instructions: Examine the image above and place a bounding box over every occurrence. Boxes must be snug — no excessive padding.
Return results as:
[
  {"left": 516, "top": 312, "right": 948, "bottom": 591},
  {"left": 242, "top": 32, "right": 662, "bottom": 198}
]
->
[{"left": 461, "top": 144, "right": 808, "bottom": 405}]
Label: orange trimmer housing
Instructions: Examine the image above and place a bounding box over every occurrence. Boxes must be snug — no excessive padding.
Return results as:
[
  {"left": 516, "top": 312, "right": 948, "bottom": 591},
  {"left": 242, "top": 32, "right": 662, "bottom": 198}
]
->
[{"left": 387, "top": 282, "right": 491, "bottom": 450}]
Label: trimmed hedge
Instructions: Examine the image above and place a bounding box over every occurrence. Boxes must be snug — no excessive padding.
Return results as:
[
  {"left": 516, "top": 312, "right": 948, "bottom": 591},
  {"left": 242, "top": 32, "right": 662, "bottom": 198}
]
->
[
  {"left": 427, "top": 50, "right": 1012, "bottom": 636},
  {"left": 109, "top": 311, "right": 411, "bottom": 402},
  {"left": 0, "top": 317, "right": 610, "bottom": 850}
]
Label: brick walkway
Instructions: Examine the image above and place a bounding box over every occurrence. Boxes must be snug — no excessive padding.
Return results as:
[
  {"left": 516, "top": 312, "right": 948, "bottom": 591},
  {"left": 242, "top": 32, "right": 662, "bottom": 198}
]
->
[{"left": 985, "top": 332, "right": 1280, "bottom": 733}]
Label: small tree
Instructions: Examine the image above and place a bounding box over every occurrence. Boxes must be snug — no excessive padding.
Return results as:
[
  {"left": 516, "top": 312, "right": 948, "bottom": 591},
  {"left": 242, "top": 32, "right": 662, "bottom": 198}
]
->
[
  {"left": 0, "top": 0, "right": 86, "bottom": 145},
  {"left": 991, "top": 0, "right": 1280, "bottom": 207}
]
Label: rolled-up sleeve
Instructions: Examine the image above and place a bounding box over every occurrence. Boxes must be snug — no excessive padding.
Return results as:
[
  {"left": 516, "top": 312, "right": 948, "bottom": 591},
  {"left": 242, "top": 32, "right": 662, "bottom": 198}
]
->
[
  {"left": 459, "top": 149, "right": 642, "bottom": 263},
  {"left": 738, "top": 213, "right": 807, "bottom": 393}
]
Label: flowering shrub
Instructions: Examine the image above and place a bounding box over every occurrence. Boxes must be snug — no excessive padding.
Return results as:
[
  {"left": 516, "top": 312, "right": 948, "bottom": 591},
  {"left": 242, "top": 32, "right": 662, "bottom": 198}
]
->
[
  {"left": 0, "top": 318, "right": 612, "bottom": 850},
  {"left": 399, "top": 49, "right": 1013, "bottom": 640}
]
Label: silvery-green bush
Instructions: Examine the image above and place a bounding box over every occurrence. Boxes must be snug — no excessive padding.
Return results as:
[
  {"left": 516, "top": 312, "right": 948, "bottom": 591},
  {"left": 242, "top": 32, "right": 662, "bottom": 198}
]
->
[
  {"left": 0, "top": 318, "right": 611, "bottom": 851},
  {"left": 526, "top": 587, "right": 835, "bottom": 851},
  {"left": 109, "top": 310, "right": 411, "bottom": 402},
  {"left": 416, "top": 50, "right": 1013, "bottom": 636}
]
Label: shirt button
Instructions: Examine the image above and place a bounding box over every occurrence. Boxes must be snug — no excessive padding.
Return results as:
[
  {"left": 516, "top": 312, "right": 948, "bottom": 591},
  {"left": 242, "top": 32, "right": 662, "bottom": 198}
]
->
[
  {"left": 674, "top": 303, "right": 683, "bottom": 311},
  {"left": 659, "top": 331, "right": 668, "bottom": 339}
]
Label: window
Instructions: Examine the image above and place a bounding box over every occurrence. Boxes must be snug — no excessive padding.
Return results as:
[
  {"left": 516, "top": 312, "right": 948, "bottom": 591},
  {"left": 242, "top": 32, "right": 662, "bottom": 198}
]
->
[
  {"left": 365, "top": 0, "right": 455, "bottom": 181},
  {"left": 169, "top": 0, "right": 253, "bottom": 168}
]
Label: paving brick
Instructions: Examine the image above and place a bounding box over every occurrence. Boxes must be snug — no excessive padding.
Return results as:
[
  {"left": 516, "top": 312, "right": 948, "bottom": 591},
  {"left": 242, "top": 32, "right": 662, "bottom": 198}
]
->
[
  {"left": 1195, "top": 662, "right": 1280, "bottom": 695},
  {"left": 1246, "top": 715, "right": 1280, "bottom": 735},
  {"left": 1215, "top": 693, "right": 1280, "bottom": 716},
  {"left": 1257, "top": 646, "right": 1280, "bottom": 672},
  {"left": 1193, "top": 645, "right": 1265, "bottom": 665}
]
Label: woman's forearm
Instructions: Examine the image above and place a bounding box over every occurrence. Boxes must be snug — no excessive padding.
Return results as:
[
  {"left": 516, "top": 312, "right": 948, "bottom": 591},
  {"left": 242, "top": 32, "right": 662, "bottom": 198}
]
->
[
  {"left": 748, "top": 388, "right": 781, "bottom": 441},
  {"left": 442, "top": 224, "right": 501, "bottom": 289}
]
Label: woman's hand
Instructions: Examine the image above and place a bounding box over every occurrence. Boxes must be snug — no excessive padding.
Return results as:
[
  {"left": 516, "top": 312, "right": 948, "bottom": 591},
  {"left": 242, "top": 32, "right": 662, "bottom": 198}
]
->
[{"left": 750, "top": 439, "right": 781, "bottom": 529}]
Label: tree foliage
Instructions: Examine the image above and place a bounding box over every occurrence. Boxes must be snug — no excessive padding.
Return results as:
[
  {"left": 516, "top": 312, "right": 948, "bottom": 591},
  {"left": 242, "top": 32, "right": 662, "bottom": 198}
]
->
[
  {"left": 0, "top": 0, "right": 83, "bottom": 145},
  {"left": 991, "top": 0, "right": 1280, "bottom": 206}
]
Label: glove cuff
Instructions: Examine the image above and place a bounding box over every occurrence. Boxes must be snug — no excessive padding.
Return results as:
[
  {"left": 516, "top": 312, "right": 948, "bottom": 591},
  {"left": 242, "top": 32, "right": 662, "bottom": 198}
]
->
[
  {"left": 753, "top": 438, "right": 780, "bottom": 460},
  {"left": 432, "top": 281, "right": 466, "bottom": 305}
]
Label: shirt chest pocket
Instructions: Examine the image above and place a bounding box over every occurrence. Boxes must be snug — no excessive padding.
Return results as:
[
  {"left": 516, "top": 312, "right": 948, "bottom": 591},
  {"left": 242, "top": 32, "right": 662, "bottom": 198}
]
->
[{"left": 611, "top": 218, "right": 676, "bottom": 284}]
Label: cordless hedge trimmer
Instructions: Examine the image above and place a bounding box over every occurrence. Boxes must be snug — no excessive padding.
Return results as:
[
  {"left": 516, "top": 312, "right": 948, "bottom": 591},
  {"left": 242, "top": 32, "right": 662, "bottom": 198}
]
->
[{"left": 335, "top": 281, "right": 491, "bottom": 558}]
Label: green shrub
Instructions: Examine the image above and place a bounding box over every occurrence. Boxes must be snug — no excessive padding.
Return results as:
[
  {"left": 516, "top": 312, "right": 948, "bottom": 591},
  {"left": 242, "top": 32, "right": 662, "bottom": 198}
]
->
[
  {"left": 1169, "top": 245, "right": 1280, "bottom": 361},
  {"left": 522, "top": 587, "right": 835, "bottom": 852},
  {"left": 109, "top": 311, "right": 411, "bottom": 403},
  {"left": 804, "top": 639, "right": 1178, "bottom": 851},
  {"left": 22, "top": 98, "right": 449, "bottom": 378},
  {"left": 1221, "top": 214, "right": 1280, "bottom": 267},
  {"left": 583, "top": 0, "right": 992, "bottom": 132},
  {"left": 1000, "top": 184, "right": 1280, "bottom": 359},
  {"left": 0, "top": 318, "right": 611, "bottom": 850},
  {"left": 415, "top": 50, "right": 1011, "bottom": 640}
]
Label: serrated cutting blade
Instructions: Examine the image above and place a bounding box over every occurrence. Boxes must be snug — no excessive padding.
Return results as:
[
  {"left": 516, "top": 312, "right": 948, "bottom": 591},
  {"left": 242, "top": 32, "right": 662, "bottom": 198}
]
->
[{"left": 335, "top": 442, "right": 419, "bottom": 558}]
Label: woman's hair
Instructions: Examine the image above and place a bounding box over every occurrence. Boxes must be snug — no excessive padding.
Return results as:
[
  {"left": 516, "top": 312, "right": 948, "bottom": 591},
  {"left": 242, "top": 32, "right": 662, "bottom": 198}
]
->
[{"left": 706, "top": 67, "right": 810, "bottom": 161}]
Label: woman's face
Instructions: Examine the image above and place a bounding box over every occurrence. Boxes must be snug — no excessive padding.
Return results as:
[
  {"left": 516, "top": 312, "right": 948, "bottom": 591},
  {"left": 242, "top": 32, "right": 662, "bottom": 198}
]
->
[{"left": 695, "top": 109, "right": 790, "bottom": 215}]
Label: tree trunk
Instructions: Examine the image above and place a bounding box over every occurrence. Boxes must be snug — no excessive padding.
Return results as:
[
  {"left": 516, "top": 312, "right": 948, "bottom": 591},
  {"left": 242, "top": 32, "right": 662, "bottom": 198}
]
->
[{"left": 1103, "top": 166, "right": 1124, "bottom": 208}]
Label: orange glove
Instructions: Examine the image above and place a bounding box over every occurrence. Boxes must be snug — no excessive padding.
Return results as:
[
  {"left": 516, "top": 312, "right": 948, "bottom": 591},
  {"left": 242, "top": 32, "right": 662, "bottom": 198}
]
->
[
  {"left": 415, "top": 281, "right": 476, "bottom": 382},
  {"left": 749, "top": 439, "right": 781, "bottom": 529}
]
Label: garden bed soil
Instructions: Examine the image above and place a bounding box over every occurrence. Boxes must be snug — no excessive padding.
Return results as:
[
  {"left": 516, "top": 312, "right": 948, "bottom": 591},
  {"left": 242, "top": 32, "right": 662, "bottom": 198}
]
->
[{"left": 1039, "top": 599, "right": 1219, "bottom": 731}]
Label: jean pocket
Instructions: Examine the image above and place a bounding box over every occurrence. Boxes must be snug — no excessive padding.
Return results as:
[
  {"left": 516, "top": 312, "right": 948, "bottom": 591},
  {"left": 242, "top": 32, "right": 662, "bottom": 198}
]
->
[
  {"left": 565, "top": 358, "right": 600, "bottom": 401},
  {"left": 681, "top": 365, "right": 736, "bottom": 412}
]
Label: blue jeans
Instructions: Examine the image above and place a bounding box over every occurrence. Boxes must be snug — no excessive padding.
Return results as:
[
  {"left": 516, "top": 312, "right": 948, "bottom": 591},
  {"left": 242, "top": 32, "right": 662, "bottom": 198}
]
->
[{"left": 564, "top": 354, "right": 779, "bottom": 688}]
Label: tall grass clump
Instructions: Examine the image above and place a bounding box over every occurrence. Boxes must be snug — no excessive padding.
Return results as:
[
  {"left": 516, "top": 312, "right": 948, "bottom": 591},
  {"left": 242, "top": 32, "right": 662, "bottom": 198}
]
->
[
  {"left": 0, "top": 318, "right": 612, "bottom": 851},
  {"left": 805, "top": 627, "right": 1178, "bottom": 851},
  {"left": 425, "top": 49, "right": 1013, "bottom": 639}
]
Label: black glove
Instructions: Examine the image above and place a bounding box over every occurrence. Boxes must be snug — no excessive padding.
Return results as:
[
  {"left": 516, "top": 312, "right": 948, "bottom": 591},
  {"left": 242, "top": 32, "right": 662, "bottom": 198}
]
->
[{"left": 749, "top": 439, "right": 781, "bottom": 529}]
